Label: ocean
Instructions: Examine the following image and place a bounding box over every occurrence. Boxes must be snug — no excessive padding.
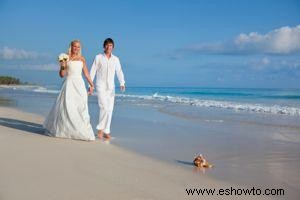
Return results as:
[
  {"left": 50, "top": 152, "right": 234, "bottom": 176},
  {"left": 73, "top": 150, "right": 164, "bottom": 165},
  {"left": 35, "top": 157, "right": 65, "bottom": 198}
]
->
[
  {"left": 2, "top": 84, "right": 300, "bottom": 115},
  {"left": 1, "top": 68, "right": 300, "bottom": 116}
]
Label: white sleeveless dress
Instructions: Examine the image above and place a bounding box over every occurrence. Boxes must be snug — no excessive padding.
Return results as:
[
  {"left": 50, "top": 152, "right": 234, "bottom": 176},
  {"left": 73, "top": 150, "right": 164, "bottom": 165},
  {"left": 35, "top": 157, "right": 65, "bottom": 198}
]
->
[{"left": 43, "top": 60, "right": 95, "bottom": 141}]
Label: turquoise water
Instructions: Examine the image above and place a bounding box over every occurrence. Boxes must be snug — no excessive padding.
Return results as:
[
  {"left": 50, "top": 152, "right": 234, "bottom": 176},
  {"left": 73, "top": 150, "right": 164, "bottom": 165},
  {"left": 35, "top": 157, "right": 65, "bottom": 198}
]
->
[
  {"left": 1, "top": 85, "right": 300, "bottom": 116},
  {"left": 120, "top": 87, "right": 300, "bottom": 106},
  {"left": 1, "top": 68, "right": 300, "bottom": 110}
]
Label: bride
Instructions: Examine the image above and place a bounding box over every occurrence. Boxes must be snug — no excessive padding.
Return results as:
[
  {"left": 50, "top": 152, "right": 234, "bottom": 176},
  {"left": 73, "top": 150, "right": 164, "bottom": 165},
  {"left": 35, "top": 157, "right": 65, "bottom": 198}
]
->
[{"left": 43, "top": 40, "right": 96, "bottom": 141}]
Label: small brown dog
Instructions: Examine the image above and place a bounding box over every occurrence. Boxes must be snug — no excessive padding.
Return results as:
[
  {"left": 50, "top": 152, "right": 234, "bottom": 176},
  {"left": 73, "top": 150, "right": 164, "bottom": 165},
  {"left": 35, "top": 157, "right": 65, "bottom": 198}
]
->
[{"left": 193, "top": 154, "right": 214, "bottom": 168}]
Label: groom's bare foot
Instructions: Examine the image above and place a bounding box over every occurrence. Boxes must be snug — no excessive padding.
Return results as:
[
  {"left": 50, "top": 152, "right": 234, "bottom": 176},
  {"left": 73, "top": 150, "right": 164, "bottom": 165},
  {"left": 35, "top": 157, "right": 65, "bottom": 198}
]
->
[
  {"left": 103, "top": 133, "right": 111, "bottom": 139},
  {"left": 97, "top": 130, "right": 103, "bottom": 139}
]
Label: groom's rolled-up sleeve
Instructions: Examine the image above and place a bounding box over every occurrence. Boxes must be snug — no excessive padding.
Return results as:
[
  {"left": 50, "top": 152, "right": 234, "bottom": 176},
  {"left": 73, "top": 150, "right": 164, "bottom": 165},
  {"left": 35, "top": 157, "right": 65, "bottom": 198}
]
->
[
  {"left": 90, "top": 55, "right": 99, "bottom": 83},
  {"left": 116, "top": 58, "right": 125, "bottom": 86}
]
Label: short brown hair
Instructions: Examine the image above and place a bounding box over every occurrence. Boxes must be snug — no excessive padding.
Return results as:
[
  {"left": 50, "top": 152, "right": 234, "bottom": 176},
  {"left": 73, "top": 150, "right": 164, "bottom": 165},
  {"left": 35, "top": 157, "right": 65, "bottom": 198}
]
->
[{"left": 103, "top": 38, "right": 114, "bottom": 48}]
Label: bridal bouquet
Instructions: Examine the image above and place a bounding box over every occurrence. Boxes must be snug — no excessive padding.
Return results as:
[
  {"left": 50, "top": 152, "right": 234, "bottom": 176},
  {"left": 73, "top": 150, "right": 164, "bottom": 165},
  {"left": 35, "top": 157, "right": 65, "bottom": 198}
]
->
[
  {"left": 58, "top": 53, "right": 69, "bottom": 62},
  {"left": 58, "top": 53, "right": 69, "bottom": 70}
]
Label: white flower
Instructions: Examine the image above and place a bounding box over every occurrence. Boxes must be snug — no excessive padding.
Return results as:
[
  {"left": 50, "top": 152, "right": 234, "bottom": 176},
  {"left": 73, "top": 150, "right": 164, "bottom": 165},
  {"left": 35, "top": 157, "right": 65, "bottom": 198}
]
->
[{"left": 58, "top": 53, "right": 69, "bottom": 62}]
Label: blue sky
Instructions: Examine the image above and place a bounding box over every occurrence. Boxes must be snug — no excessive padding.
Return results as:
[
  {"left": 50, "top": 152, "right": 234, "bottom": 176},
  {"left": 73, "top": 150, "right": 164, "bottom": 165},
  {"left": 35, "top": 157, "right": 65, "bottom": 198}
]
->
[{"left": 0, "top": 0, "right": 300, "bottom": 88}]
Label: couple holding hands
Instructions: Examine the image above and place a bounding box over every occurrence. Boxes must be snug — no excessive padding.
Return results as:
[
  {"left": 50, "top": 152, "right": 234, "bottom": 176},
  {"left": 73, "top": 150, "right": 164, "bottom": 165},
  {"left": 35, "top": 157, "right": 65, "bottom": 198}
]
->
[{"left": 43, "top": 38, "right": 125, "bottom": 141}]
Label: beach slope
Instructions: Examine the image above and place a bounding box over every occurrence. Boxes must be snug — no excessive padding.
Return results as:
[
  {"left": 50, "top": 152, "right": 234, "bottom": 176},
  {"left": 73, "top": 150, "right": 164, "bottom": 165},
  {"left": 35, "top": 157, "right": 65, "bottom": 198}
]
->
[{"left": 0, "top": 107, "right": 274, "bottom": 200}]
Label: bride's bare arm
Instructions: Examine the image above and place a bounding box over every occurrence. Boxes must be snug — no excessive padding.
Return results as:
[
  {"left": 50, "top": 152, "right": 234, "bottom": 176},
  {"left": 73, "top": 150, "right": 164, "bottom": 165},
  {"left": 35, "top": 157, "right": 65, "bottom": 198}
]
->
[
  {"left": 81, "top": 57, "right": 94, "bottom": 88},
  {"left": 59, "top": 60, "right": 67, "bottom": 78}
]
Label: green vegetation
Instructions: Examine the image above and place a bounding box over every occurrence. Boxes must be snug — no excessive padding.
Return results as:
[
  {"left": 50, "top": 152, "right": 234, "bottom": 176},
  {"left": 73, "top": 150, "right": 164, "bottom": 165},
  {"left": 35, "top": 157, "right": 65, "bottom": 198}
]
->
[{"left": 0, "top": 76, "right": 21, "bottom": 85}]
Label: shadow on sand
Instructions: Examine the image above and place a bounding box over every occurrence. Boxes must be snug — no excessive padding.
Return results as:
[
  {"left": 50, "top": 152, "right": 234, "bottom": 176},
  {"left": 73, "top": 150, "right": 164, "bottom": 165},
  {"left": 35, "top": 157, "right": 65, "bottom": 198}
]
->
[
  {"left": 175, "top": 159, "right": 195, "bottom": 166},
  {"left": 0, "top": 117, "right": 46, "bottom": 136}
]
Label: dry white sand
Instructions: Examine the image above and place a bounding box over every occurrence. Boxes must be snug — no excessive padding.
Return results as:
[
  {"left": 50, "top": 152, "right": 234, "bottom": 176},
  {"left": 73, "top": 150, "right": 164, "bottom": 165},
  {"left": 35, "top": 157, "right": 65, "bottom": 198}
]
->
[{"left": 0, "top": 107, "right": 275, "bottom": 200}]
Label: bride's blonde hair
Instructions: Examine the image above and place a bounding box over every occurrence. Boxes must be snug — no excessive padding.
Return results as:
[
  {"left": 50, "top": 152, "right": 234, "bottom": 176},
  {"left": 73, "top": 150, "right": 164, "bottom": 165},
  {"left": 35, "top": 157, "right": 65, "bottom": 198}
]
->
[{"left": 68, "top": 40, "right": 82, "bottom": 56}]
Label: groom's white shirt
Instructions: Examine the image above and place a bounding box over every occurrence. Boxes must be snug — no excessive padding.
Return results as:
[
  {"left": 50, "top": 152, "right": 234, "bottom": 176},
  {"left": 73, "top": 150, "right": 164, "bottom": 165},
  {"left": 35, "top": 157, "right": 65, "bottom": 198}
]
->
[{"left": 90, "top": 53, "right": 125, "bottom": 91}]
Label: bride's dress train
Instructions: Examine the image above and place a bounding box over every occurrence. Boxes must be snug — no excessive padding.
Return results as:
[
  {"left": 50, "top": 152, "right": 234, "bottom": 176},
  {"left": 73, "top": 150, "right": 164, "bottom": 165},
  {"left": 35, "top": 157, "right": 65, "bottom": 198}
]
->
[{"left": 43, "top": 60, "right": 95, "bottom": 141}]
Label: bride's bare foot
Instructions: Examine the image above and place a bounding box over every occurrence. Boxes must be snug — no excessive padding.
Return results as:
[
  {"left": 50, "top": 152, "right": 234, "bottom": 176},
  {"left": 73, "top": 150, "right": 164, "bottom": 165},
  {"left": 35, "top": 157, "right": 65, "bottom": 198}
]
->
[{"left": 97, "top": 130, "right": 103, "bottom": 139}]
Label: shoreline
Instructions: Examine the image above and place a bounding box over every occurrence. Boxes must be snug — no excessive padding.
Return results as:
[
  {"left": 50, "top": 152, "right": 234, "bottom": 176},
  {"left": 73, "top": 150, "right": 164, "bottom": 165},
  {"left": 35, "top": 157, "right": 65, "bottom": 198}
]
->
[
  {"left": 0, "top": 84, "right": 38, "bottom": 88},
  {"left": 0, "top": 106, "right": 277, "bottom": 200}
]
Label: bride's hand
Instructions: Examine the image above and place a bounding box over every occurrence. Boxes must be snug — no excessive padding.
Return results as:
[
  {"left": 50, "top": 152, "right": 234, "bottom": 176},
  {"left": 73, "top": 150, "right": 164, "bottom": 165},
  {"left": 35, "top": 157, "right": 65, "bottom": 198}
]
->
[
  {"left": 88, "top": 86, "right": 94, "bottom": 95},
  {"left": 120, "top": 85, "right": 125, "bottom": 92},
  {"left": 59, "top": 60, "right": 67, "bottom": 69}
]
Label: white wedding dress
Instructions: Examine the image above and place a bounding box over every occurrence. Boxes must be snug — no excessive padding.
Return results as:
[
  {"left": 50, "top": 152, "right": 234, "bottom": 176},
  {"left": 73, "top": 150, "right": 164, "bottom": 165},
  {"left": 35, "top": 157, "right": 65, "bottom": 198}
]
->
[{"left": 43, "top": 60, "right": 95, "bottom": 141}]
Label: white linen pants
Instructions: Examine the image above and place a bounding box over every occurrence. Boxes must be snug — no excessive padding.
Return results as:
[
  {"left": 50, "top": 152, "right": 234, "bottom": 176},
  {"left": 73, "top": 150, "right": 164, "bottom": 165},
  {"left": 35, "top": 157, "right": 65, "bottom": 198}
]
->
[{"left": 96, "top": 88, "right": 115, "bottom": 134}]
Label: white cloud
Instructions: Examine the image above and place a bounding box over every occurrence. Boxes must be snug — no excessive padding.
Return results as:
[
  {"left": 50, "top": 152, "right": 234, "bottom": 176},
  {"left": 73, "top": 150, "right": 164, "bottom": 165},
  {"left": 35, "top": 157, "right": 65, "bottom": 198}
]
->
[
  {"left": 0, "top": 46, "right": 47, "bottom": 60},
  {"left": 16, "top": 63, "right": 59, "bottom": 71},
  {"left": 248, "top": 57, "right": 271, "bottom": 70},
  {"left": 178, "top": 25, "right": 300, "bottom": 55},
  {"left": 22, "top": 63, "right": 59, "bottom": 71},
  {"left": 261, "top": 57, "right": 270, "bottom": 65},
  {"left": 234, "top": 25, "right": 300, "bottom": 54},
  {"left": 247, "top": 56, "right": 300, "bottom": 71},
  {"left": 0, "top": 63, "right": 59, "bottom": 71}
]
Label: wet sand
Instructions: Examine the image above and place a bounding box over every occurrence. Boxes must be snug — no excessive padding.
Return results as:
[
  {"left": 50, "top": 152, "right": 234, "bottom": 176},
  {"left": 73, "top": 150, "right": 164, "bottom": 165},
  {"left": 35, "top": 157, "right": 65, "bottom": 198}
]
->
[{"left": 0, "top": 106, "right": 276, "bottom": 200}]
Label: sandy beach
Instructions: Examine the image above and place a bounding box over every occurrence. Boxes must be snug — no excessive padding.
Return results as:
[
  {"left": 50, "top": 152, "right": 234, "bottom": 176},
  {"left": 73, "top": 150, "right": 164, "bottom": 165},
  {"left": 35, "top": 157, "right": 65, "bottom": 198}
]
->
[{"left": 0, "top": 106, "right": 279, "bottom": 200}]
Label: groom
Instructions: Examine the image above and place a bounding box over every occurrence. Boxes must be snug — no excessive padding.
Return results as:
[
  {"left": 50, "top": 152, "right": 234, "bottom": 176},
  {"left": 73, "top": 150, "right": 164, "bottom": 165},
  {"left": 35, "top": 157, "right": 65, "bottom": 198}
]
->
[{"left": 89, "top": 38, "right": 125, "bottom": 139}]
